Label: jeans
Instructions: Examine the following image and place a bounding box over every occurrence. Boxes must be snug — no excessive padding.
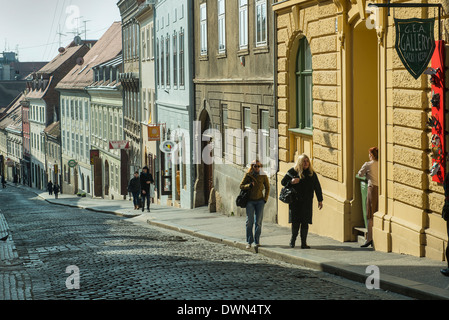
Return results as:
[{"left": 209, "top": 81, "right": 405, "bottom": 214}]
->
[
  {"left": 132, "top": 192, "right": 140, "bottom": 207},
  {"left": 246, "top": 199, "right": 265, "bottom": 245},
  {"left": 141, "top": 192, "right": 151, "bottom": 210}
]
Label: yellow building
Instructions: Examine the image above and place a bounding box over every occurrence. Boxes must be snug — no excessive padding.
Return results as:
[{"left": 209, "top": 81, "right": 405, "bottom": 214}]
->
[{"left": 274, "top": 0, "right": 448, "bottom": 261}]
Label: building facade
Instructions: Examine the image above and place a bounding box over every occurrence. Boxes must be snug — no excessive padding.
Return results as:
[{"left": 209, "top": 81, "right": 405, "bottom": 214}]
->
[
  {"left": 155, "top": 0, "right": 195, "bottom": 209},
  {"left": 57, "top": 23, "right": 122, "bottom": 196},
  {"left": 273, "top": 0, "right": 449, "bottom": 261},
  {"left": 118, "top": 0, "right": 142, "bottom": 188},
  {"left": 43, "top": 121, "right": 61, "bottom": 187},
  {"left": 87, "top": 56, "right": 124, "bottom": 199},
  {"left": 136, "top": 0, "right": 157, "bottom": 202},
  {"left": 193, "top": 0, "right": 277, "bottom": 220},
  {"left": 25, "top": 44, "right": 90, "bottom": 190}
]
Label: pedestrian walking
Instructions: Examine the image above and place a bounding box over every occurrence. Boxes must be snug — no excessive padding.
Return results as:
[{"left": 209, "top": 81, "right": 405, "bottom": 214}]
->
[
  {"left": 140, "top": 166, "right": 154, "bottom": 212},
  {"left": 128, "top": 171, "right": 141, "bottom": 210},
  {"left": 357, "top": 147, "right": 378, "bottom": 248},
  {"left": 441, "top": 171, "right": 449, "bottom": 277},
  {"left": 53, "top": 183, "right": 60, "bottom": 199},
  {"left": 239, "top": 160, "right": 270, "bottom": 251},
  {"left": 281, "top": 154, "right": 323, "bottom": 249},
  {"left": 1, "top": 175, "right": 6, "bottom": 188},
  {"left": 47, "top": 181, "right": 53, "bottom": 195}
]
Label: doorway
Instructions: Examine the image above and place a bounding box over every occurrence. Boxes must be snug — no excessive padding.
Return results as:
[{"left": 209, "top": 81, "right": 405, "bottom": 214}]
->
[{"left": 352, "top": 21, "right": 379, "bottom": 227}]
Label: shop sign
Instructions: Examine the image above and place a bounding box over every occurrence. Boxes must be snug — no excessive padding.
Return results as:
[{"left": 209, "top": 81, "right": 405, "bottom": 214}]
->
[
  {"left": 160, "top": 140, "right": 177, "bottom": 153},
  {"left": 109, "top": 140, "right": 130, "bottom": 150},
  {"left": 395, "top": 18, "right": 435, "bottom": 79},
  {"left": 148, "top": 125, "right": 161, "bottom": 141},
  {"left": 90, "top": 150, "right": 99, "bottom": 165},
  {"left": 68, "top": 159, "right": 77, "bottom": 168}
]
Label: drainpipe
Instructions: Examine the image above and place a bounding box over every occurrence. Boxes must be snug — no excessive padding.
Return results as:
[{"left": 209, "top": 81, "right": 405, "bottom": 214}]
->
[{"left": 272, "top": 6, "right": 279, "bottom": 224}]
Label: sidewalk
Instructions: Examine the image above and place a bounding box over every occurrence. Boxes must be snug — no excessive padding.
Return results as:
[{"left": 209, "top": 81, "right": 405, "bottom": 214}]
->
[{"left": 13, "top": 183, "right": 449, "bottom": 300}]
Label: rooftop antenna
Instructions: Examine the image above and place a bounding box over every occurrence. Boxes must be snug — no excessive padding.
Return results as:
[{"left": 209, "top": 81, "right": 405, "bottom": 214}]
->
[
  {"left": 57, "top": 24, "right": 66, "bottom": 48},
  {"left": 82, "top": 19, "right": 91, "bottom": 41}
]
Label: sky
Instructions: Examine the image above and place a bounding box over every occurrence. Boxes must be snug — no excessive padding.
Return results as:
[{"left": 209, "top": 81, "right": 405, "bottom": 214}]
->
[{"left": 0, "top": 0, "right": 121, "bottom": 62}]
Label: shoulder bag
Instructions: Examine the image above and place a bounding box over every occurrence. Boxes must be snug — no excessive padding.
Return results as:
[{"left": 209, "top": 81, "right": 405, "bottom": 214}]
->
[{"left": 279, "top": 171, "right": 299, "bottom": 204}]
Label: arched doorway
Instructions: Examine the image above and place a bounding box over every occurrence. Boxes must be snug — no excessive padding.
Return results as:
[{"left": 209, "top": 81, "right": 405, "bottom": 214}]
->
[
  {"left": 193, "top": 107, "right": 213, "bottom": 207},
  {"left": 105, "top": 160, "right": 110, "bottom": 196},
  {"left": 351, "top": 20, "right": 379, "bottom": 229}
]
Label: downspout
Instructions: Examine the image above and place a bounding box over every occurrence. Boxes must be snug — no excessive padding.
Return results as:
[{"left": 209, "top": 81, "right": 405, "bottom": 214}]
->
[{"left": 273, "top": 6, "right": 279, "bottom": 224}]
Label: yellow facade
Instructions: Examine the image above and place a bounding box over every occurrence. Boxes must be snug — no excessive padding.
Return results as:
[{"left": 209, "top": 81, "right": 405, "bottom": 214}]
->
[{"left": 274, "top": 0, "right": 448, "bottom": 261}]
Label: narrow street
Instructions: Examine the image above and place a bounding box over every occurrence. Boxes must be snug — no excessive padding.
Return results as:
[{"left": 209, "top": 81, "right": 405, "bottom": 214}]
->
[{"left": 0, "top": 185, "right": 409, "bottom": 301}]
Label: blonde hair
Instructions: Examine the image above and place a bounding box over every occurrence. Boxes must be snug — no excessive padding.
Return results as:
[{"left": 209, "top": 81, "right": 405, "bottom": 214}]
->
[
  {"left": 247, "top": 160, "right": 262, "bottom": 174},
  {"left": 294, "top": 154, "right": 314, "bottom": 178}
]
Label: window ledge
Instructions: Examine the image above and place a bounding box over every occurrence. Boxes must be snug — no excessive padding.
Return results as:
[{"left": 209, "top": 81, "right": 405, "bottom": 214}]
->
[
  {"left": 253, "top": 46, "right": 269, "bottom": 54},
  {"left": 199, "top": 55, "right": 209, "bottom": 61},
  {"left": 289, "top": 128, "right": 313, "bottom": 136},
  {"left": 237, "top": 48, "right": 249, "bottom": 56},
  {"left": 217, "top": 51, "right": 227, "bottom": 59}
]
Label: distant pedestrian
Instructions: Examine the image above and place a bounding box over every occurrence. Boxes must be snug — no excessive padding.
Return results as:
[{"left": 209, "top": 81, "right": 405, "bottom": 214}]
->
[
  {"left": 128, "top": 171, "right": 141, "bottom": 210},
  {"left": 357, "top": 147, "right": 378, "bottom": 248},
  {"left": 53, "top": 183, "right": 60, "bottom": 199},
  {"left": 281, "top": 154, "right": 323, "bottom": 249},
  {"left": 47, "top": 181, "right": 53, "bottom": 195},
  {"left": 140, "top": 166, "right": 154, "bottom": 212},
  {"left": 239, "top": 160, "right": 270, "bottom": 251},
  {"left": 1, "top": 175, "right": 5, "bottom": 188},
  {"left": 441, "top": 172, "right": 449, "bottom": 277}
]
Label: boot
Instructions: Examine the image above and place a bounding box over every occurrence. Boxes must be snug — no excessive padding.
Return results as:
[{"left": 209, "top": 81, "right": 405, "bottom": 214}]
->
[
  {"left": 300, "top": 225, "right": 310, "bottom": 249},
  {"left": 289, "top": 237, "right": 296, "bottom": 248}
]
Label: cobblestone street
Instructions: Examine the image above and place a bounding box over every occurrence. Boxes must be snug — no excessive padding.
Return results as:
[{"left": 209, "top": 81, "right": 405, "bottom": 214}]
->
[{"left": 0, "top": 186, "right": 409, "bottom": 301}]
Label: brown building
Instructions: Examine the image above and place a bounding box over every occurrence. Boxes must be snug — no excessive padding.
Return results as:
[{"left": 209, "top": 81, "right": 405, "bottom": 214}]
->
[{"left": 193, "top": 0, "right": 277, "bottom": 220}]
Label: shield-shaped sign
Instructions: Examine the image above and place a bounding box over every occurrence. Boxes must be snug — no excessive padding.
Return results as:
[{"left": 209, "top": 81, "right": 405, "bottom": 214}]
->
[{"left": 395, "top": 18, "right": 435, "bottom": 79}]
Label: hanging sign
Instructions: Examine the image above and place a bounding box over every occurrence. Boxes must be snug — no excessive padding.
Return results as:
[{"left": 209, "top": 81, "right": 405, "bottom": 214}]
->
[
  {"left": 109, "top": 140, "right": 130, "bottom": 150},
  {"left": 148, "top": 125, "right": 161, "bottom": 141},
  {"left": 68, "top": 159, "right": 77, "bottom": 168},
  {"left": 395, "top": 18, "right": 435, "bottom": 79},
  {"left": 160, "top": 140, "right": 177, "bottom": 153}
]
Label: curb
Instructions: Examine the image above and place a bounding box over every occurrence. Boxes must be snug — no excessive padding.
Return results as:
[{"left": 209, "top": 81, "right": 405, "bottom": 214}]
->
[{"left": 145, "top": 218, "right": 449, "bottom": 300}]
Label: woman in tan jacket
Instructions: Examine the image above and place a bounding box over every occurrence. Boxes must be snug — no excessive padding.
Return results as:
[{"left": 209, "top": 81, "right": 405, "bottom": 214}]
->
[{"left": 240, "top": 160, "right": 270, "bottom": 250}]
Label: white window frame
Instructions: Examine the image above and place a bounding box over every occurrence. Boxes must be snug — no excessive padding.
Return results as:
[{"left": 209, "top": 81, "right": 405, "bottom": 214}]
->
[
  {"left": 255, "top": 0, "right": 268, "bottom": 47},
  {"left": 200, "top": 3, "right": 208, "bottom": 55},
  {"left": 217, "top": 0, "right": 226, "bottom": 53},
  {"left": 239, "top": 0, "right": 248, "bottom": 50}
]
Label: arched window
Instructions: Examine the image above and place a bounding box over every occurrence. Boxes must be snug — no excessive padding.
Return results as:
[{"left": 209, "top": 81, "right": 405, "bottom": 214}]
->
[{"left": 296, "top": 37, "right": 313, "bottom": 130}]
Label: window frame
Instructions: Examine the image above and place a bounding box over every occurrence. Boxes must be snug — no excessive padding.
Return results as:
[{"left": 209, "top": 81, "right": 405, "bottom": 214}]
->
[{"left": 255, "top": 0, "right": 268, "bottom": 47}]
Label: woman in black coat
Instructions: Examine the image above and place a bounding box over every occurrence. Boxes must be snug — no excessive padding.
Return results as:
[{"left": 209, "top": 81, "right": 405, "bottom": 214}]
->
[{"left": 281, "top": 154, "right": 323, "bottom": 249}]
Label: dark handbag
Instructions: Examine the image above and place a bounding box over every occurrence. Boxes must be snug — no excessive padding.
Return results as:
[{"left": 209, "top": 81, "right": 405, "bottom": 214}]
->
[
  {"left": 279, "top": 171, "right": 299, "bottom": 204},
  {"left": 236, "top": 188, "right": 251, "bottom": 208}
]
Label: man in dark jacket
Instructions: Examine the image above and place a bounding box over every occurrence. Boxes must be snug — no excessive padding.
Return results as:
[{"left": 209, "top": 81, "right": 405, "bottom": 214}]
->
[
  {"left": 140, "top": 166, "right": 154, "bottom": 212},
  {"left": 128, "top": 171, "right": 141, "bottom": 210}
]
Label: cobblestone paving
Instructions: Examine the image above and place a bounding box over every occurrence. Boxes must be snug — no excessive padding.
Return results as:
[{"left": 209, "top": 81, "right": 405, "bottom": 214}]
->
[{"left": 0, "top": 186, "right": 411, "bottom": 300}]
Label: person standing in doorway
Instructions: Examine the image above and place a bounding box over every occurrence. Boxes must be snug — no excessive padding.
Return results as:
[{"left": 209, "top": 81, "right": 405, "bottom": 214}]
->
[
  {"left": 1, "top": 175, "right": 6, "bottom": 188},
  {"left": 281, "top": 154, "right": 323, "bottom": 249},
  {"left": 140, "top": 166, "right": 154, "bottom": 212},
  {"left": 47, "top": 181, "right": 53, "bottom": 195},
  {"left": 239, "top": 160, "right": 270, "bottom": 251},
  {"left": 128, "top": 171, "right": 141, "bottom": 210},
  {"left": 53, "top": 183, "right": 60, "bottom": 199},
  {"left": 357, "top": 147, "right": 379, "bottom": 248}
]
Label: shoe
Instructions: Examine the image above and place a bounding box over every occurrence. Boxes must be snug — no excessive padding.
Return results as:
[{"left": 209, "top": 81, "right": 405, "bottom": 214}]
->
[
  {"left": 289, "top": 240, "right": 295, "bottom": 248},
  {"left": 301, "top": 243, "right": 310, "bottom": 249},
  {"left": 142, "top": 208, "right": 144, "bottom": 212},
  {"left": 147, "top": 208, "right": 150, "bottom": 212},
  {"left": 0, "top": 235, "right": 8, "bottom": 241},
  {"left": 361, "top": 240, "right": 373, "bottom": 248},
  {"left": 246, "top": 244, "right": 251, "bottom": 249},
  {"left": 440, "top": 268, "right": 449, "bottom": 277},
  {"left": 254, "top": 244, "right": 259, "bottom": 253}
]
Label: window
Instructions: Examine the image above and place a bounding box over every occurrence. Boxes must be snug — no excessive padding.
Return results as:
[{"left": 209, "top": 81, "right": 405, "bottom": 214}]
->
[
  {"left": 150, "top": 23, "right": 154, "bottom": 59},
  {"left": 156, "top": 39, "right": 160, "bottom": 86},
  {"left": 142, "top": 29, "right": 146, "bottom": 61},
  {"left": 173, "top": 31, "right": 178, "bottom": 87},
  {"left": 260, "top": 109, "right": 270, "bottom": 164},
  {"left": 179, "top": 28, "right": 185, "bottom": 86},
  {"left": 166, "top": 34, "right": 170, "bottom": 87},
  {"left": 239, "top": 0, "right": 248, "bottom": 50},
  {"left": 200, "top": 3, "right": 207, "bottom": 55},
  {"left": 296, "top": 37, "right": 313, "bottom": 130},
  {"left": 243, "top": 107, "right": 252, "bottom": 166},
  {"left": 161, "top": 36, "right": 165, "bottom": 87},
  {"left": 218, "top": 0, "right": 226, "bottom": 53},
  {"left": 221, "top": 104, "right": 228, "bottom": 158},
  {"left": 255, "top": 0, "right": 268, "bottom": 47}
]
